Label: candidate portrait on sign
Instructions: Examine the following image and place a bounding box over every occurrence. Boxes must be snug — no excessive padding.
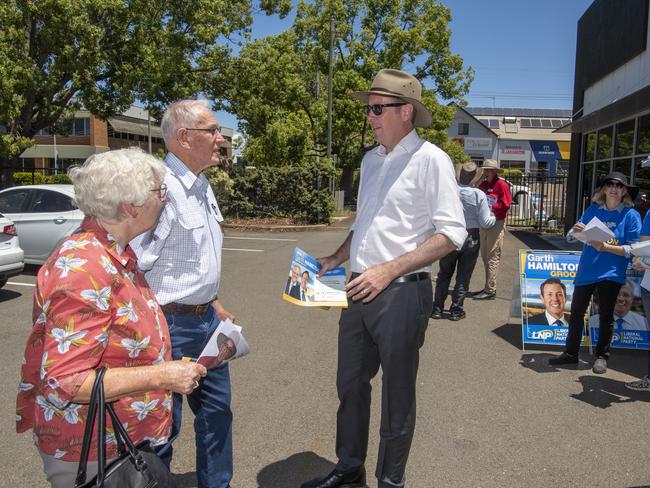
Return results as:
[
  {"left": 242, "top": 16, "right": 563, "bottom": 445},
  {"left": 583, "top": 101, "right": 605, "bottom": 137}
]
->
[
  {"left": 590, "top": 279, "right": 649, "bottom": 332},
  {"left": 528, "top": 277, "right": 570, "bottom": 327}
]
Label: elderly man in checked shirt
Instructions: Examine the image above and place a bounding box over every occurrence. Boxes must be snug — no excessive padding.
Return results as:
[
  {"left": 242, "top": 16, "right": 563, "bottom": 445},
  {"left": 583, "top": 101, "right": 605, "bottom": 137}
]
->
[
  {"left": 302, "top": 69, "right": 466, "bottom": 488},
  {"left": 131, "top": 99, "right": 235, "bottom": 488}
]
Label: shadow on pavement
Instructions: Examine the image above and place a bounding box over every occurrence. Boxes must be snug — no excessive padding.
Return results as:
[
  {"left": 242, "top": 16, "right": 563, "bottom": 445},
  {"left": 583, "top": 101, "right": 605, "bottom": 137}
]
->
[
  {"left": 258, "top": 451, "right": 334, "bottom": 487},
  {"left": 570, "top": 375, "right": 650, "bottom": 409},
  {"left": 0, "top": 288, "right": 21, "bottom": 302},
  {"left": 174, "top": 471, "right": 197, "bottom": 487},
  {"left": 520, "top": 353, "right": 591, "bottom": 374},
  {"left": 509, "top": 230, "right": 558, "bottom": 251},
  {"left": 492, "top": 322, "right": 523, "bottom": 349}
]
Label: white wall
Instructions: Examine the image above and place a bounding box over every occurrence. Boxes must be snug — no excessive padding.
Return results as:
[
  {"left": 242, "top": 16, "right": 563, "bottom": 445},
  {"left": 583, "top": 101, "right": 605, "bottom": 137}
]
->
[{"left": 583, "top": 4, "right": 650, "bottom": 116}]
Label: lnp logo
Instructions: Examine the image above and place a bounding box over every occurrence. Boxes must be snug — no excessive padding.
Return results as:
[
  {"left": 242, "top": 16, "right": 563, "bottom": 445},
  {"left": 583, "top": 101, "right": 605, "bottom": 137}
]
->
[{"left": 531, "top": 329, "right": 553, "bottom": 340}]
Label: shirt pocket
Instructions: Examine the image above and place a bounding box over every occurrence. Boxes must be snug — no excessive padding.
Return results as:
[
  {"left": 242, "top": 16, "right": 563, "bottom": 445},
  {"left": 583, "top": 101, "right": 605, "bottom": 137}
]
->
[{"left": 178, "top": 211, "right": 205, "bottom": 231}]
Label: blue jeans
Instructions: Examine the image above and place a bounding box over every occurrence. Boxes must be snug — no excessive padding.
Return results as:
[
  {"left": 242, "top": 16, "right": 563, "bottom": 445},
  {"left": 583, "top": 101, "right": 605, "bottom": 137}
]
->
[{"left": 159, "top": 306, "right": 233, "bottom": 488}]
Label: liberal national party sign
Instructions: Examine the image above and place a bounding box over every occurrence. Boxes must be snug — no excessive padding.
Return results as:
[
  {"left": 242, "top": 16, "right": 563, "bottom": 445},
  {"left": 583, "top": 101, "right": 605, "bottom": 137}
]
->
[{"left": 519, "top": 250, "right": 586, "bottom": 347}]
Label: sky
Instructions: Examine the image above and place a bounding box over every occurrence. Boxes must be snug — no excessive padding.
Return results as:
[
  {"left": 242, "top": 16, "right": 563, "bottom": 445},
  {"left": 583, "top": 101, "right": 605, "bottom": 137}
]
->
[{"left": 215, "top": 0, "right": 594, "bottom": 133}]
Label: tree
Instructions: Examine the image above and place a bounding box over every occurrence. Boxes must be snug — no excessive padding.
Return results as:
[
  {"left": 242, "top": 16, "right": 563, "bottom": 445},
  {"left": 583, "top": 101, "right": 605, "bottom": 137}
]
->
[
  {"left": 0, "top": 0, "right": 290, "bottom": 186},
  {"left": 213, "top": 0, "right": 473, "bottom": 197}
]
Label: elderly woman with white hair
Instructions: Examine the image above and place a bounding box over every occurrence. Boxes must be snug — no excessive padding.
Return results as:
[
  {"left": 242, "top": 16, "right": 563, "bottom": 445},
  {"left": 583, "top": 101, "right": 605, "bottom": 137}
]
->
[{"left": 16, "top": 147, "right": 206, "bottom": 488}]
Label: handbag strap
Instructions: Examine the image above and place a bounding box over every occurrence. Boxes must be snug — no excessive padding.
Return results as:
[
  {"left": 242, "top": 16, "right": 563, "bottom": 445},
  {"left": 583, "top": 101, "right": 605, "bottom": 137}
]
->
[{"left": 74, "top": 367, "right": 107, "bottom": 487}]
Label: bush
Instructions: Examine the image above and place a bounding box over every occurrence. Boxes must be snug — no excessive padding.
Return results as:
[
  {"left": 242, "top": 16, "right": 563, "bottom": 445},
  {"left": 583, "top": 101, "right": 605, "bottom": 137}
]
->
[
  {"left": 501, "top": 168, "right": 524, "bottom": 178},
  {"left": 13, "top": 172, "right": 47, "bottom": 185},
  {"left": 12, "top": 172, "right": 70, "bottom": 185},
  {"left": 218, "top": 160, "right": 334, "bottom": 224}
]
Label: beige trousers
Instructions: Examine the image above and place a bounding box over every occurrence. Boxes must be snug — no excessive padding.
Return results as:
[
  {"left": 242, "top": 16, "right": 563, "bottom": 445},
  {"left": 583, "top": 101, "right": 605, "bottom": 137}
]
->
[{"left": 479, "top": 219, "right": 506, "bottom": 295}]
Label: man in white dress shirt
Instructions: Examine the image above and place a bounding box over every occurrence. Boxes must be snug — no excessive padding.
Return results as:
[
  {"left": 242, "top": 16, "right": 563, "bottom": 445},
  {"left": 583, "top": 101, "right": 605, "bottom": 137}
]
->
[
  {"left": 302, "top": 70, "right": 466, "bottom": 488},
  {"left": 131, "top": 100, "right": 235, "bottom": 488}
]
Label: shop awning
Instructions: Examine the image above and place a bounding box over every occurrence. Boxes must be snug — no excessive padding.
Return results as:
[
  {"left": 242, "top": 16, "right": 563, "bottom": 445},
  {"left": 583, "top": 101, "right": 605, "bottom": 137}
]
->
[
  {"left": 20, "top": 144, "right": 109, "bottom": 160},
  {"left": 107, "top": 117, "right": 162, "bottom": 138},
  {"left": 529, "top": 140, "right": 562, "bottom": 163}
]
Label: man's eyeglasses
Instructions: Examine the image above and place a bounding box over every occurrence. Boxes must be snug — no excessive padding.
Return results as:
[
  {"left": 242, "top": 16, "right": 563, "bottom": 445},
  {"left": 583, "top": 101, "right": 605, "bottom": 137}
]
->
[
  {"left": 364, "top": 103, "right": 406, "bottom": 116},
  {"left": 184, "top": 126, "right": 221, "bottom": 136},
  {"left": 605, "top": 180, "right": 625, "bottom": 189},
  {"left": 151, "top": 183, "right": 168, "bottom": 200}
]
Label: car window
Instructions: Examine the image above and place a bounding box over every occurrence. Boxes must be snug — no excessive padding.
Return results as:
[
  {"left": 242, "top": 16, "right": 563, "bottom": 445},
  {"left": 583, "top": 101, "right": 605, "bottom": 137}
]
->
[
  {"left": 0, "top": 189, "right": 31, "bottom": 213},
  {"left": 27, "top": 190, "right": 76, "bottom": 213}
]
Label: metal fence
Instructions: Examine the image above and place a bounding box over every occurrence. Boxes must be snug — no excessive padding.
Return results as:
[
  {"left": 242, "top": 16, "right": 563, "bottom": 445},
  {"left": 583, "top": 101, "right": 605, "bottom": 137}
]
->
[{"left": 504, "top": 174, "right": 568, "bottom": 232}]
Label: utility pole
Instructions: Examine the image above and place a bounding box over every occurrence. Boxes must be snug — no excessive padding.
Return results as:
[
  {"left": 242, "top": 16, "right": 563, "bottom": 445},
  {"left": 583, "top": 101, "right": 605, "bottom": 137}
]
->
[
  {"left": 327, "top": 14, "right": 335, "bottom": 194},
  {"left": 147, "top": 110, "right": 152, "bottom": 154}
]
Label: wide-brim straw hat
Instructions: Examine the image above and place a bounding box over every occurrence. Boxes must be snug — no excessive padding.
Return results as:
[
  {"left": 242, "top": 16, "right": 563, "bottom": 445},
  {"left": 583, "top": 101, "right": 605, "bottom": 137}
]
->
[
  {"left": 349, "top": 69, "right": 433, "bottom": 128},
  {"left": 456, "top": 162, "right": 483, "bottom": 187},
  {"left": 599, "top": 171, "right": 639, "bottom": 200},
  {"left": 481, "top": 159, "right": 503, "bottom": 172}
]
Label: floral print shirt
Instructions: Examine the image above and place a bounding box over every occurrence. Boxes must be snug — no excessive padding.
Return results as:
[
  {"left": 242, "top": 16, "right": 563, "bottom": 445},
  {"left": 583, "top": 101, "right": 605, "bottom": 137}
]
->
[{"left": 16, "top": 218, "right": 172, "bottom": 462}]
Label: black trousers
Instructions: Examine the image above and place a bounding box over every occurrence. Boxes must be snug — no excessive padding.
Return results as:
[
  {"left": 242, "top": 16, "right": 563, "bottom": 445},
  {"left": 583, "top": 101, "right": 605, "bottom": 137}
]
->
[
  {"left": 335, "top": 277, "right": 432, "bottom": 485},
  {"left": 565, "top": 279, "right": 621, "bottom": 358},
  {"left": 433, "top": 228, "right": 480, "bottom": 310}
]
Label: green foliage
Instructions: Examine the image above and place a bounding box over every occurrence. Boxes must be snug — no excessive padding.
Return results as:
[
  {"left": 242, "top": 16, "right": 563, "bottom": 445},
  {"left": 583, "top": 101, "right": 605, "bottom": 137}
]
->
[
  {"left": 213, "top": 0, "right": 473, "bottom": 175},
  {"left": 501, "top": 168, "right": 524, "bottom": 178},
  {"left": 220, "top": 160, "right": 334, "bottom": 223},
  {"left": 12, "top": 172, "right": 70, "bottom": 185},
  {"left": 0, "top": 0, "right": 289, "bottom": 185}
]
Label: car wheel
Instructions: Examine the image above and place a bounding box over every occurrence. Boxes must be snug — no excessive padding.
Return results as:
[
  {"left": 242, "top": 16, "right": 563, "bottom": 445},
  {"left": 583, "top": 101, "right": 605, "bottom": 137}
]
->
[{"left": 0, "top": 277, "right": 7, "bottom": 289}]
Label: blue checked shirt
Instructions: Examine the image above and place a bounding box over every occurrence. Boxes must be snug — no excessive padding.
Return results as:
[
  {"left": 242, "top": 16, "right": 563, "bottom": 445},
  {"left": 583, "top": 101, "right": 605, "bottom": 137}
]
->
[{"left": 131, "top": 153, "right": 224, "bottom": 305}]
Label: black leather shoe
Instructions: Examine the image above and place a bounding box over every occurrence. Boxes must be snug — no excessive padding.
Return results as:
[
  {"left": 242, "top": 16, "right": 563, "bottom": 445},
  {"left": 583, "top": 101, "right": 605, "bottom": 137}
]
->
[
  {"left": 472, "top": 291, "right": 495, "bottom": 300},
  {"left": 431, "top": 305, "right": 443, "bottom": 319},
  {"left": 449, "top": 308, "right": 466, "bottom": 321},
  {"left": 301, "top": 466, "right": 367, "bottom": 488},
  {"left": 548, "top": 352, "right": 579, "bottom": 366}
]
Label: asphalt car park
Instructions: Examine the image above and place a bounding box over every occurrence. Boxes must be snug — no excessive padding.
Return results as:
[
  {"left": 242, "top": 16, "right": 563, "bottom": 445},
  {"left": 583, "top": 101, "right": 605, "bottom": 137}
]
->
[{"left": 3, "top": 228, "right": 650, "bottom": 488}]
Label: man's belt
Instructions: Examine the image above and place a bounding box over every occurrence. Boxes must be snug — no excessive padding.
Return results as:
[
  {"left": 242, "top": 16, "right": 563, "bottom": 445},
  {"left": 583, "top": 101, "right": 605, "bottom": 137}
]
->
[
  {"left": 350, "top": 271, "right": 430, "bottom": 283},
  {"left": 161, "top": 298, "right": 215, "bottom": 315}
]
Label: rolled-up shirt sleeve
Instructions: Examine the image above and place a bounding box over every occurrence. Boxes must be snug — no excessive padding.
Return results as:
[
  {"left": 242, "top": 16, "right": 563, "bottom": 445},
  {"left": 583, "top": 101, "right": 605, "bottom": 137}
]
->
[{"left": 425, "top": 152, "right": 467, "bottom": 249}]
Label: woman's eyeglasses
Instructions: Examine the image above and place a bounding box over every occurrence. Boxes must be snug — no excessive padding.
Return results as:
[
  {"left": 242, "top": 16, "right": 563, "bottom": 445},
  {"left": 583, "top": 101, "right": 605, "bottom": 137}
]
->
[
  {"left": 605, "top": 181, "right": 625, "bottom": 189},
  {"left": 151, "top": 183, "right": 168, "bottom": 200},
  {"left": 364, "top": 103, "right": 406, "bottom": 116}
]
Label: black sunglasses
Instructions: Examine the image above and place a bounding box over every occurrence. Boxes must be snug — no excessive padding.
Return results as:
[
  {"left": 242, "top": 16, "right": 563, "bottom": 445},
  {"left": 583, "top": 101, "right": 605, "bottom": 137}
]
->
[
  {"left": 364, "top": 103, "right": 407, "bottom": 116},
  {"left": 605, "top": 180, "right": 625, "bottom": 189},
  {"left": 184, "top": 126, "right": 221, "bottom": 136}
]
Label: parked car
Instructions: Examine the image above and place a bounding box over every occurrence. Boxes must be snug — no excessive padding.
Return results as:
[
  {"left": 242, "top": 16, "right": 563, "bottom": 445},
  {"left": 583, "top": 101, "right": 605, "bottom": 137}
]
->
[
  {"left": 0, "top": 185, "right": 84, "bottom": 264},
  {"left": 0, "top": 213, "right": 25, "bottom": 288},
  {"left": 505, "top": 179, "right": 531, "bottom": 205}
]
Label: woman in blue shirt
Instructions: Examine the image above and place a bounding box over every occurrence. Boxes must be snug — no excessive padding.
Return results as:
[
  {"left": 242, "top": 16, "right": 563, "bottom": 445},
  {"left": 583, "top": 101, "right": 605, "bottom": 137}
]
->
[{"left": 549, "top": 172, "right": 641, "bottom": 374}]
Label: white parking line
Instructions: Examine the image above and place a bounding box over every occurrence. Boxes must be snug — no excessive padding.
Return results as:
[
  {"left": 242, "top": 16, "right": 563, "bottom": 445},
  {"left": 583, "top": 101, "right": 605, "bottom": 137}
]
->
[
  {"left": 223, "top": 248, "right": 264, "bottom": 252},
  {"left": 7, "top": 281, "right": 36, "bottom": 287},
  {"left": 225, "top": 236, "right": 297, "bottom": 242}
]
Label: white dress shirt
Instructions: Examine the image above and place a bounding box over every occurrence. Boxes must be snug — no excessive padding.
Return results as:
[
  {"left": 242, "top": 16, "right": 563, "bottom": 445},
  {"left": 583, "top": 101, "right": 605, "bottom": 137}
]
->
[
  {"left": 590, "top": 311, "right": 649, "bottom": 331},
  {"left": 350, "top": 130, "right": 466, "bottom": 273},
  {"left": 545, "top": 311, "right": 568, "bottom": 327},
  {"left": 131, "top": 153, "right": 224, "bottom": 305}
]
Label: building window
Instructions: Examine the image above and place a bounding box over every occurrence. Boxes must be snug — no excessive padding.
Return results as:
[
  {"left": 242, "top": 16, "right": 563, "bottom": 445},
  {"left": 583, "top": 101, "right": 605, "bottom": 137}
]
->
[
  {"left": 597, "top": 126, "right": 613, "bottom": 160},
  {"left": 540, "top": 119, "right": 552, "bottom": 128},
  {"left": 615, "top": 119, "right": 635, "bottom": 157},
  {"left": 458, "top": 123, "right": 469, "bottom": 135},
  {"left": 637, "top": 113, "right": 650, "bottom": 155},
  {"left": 583, "top": 132, "right": 596, "bottom": 161},
  {"left": 73, "top": 118, "right": 90, "bottom": 136}
]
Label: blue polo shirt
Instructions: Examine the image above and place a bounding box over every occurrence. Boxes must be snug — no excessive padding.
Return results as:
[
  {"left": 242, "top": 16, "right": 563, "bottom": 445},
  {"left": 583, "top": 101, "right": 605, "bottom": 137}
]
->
[
  {"left": 574, "top": 203, "right": 641, "bottom": 286},
  {"left": 641, "top": 211, "right": 650, "bottom": 237}
]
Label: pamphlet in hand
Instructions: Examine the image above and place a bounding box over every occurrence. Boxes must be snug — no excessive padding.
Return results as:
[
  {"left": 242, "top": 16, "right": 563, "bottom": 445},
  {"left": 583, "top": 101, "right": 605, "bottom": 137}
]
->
[
  {"left": 630, "top": 240, "right": 650, "bottom": 257},
  {"left": 282, "top": 247, "right": 348, "bottom": 307},
  {"left": 196, "top": 319, "right": 250, "bottom": 369},
  {"left": 573, "top": 216, "right": 615, "bottom": 243}
]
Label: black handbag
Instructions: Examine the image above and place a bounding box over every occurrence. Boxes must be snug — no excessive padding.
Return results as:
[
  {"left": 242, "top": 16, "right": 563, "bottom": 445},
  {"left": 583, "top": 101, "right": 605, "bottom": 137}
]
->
[{"left": 74, "top": 367, "right": 178, "bottom": 488}]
